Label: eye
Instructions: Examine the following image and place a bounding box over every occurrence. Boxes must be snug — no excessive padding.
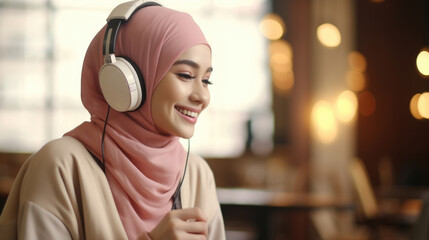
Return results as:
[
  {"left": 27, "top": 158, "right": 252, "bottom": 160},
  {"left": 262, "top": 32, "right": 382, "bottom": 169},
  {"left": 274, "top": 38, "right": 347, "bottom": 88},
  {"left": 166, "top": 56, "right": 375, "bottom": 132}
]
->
[
  {"left": 202, "top": 79, "right": 213, "bottom": 85},
  {"left": 176, "top": 73, "right": 195, "bottom": 79}
]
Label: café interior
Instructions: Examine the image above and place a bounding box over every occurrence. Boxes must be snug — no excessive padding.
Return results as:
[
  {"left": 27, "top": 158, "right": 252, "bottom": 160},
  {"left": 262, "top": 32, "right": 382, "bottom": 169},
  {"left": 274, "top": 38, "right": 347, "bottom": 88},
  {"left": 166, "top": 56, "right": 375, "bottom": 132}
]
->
[{"left": 0, "top": 0, "right": 429, "bottom": 239}]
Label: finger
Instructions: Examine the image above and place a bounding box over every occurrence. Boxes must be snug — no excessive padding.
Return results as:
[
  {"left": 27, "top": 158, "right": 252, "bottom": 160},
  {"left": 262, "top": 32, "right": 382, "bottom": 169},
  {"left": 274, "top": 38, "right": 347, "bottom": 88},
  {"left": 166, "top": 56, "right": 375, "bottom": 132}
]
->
[
  {"left": 181, "top": 233, "right": 207, "bottom": 240},
  {"left": 183, "top": 220, "right": 208, "bottom": 235},
  {"left": 172, "top": 207, "right": 207, "bottom": 222},
  {"left": 177, "top": 232, "right": 207, "bottom": 240}
]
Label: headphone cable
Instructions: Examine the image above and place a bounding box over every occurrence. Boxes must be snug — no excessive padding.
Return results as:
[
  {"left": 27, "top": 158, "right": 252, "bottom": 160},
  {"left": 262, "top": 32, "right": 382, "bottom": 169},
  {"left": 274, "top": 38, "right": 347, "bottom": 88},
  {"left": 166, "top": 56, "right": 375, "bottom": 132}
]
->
[
  {"left": 101, "top": 105, "right": 111, "bottom": 173},
  {"left": 178, "top": 139, "right": 190, "bottom": 191},
  {"left": 172, "top": 139, "right": 190, "bottom": 209}
]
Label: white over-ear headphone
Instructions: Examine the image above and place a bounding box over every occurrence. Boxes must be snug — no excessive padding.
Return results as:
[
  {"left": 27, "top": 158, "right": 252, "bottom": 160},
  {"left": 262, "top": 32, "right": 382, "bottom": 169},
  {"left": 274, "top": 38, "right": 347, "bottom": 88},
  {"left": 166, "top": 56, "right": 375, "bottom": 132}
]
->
[{"left": 99, "top": 0, "right": 161, "bottom": 112}]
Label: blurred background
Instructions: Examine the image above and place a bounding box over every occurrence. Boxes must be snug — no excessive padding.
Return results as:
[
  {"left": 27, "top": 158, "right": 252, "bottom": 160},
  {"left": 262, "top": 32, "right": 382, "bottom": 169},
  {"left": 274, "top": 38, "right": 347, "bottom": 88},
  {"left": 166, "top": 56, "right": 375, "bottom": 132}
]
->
[{"left": 0, "top": 0, "right": 429, "bottom": 239}]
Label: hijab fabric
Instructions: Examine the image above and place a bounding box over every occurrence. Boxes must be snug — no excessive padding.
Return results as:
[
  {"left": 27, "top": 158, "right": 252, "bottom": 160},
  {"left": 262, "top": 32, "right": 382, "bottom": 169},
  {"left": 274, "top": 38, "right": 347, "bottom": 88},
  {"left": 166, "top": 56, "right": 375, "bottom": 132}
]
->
[{"left": 65, "top": 5, "right": 209, "bottom": 239}]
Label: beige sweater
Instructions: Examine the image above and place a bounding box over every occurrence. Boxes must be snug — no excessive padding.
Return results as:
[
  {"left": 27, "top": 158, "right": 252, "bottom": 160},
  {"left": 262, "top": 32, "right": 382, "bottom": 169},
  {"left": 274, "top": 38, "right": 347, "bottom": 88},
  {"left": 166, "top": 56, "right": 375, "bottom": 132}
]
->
[{"left": 0, "top": 136, "right": 225, "bottom": 240}]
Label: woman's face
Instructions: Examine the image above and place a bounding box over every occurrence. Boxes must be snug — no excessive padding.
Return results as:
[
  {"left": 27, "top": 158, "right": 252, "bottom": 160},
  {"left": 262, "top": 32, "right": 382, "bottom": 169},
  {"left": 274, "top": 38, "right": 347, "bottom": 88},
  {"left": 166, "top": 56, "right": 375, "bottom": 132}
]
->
[{"left": 151, "top": 44, "right": 212, "bottom": 138}]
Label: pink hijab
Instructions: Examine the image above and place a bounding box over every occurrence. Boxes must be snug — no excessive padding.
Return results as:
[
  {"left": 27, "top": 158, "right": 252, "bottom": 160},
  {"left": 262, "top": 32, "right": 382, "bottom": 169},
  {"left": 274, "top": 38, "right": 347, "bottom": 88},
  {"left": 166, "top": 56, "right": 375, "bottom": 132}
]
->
[{"left": 65, "top": 5, "right": 210, "bottom": 239}]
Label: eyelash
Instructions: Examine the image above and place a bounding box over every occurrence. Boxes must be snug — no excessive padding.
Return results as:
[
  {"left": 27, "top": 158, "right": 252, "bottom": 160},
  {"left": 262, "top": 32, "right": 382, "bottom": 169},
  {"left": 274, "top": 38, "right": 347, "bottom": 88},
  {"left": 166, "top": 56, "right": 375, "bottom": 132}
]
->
[
  {"left": 177, "top": 73, "right": 195, "bottom": 79},
  {"left": 176, "top": 73, "right": 213, "bottom": 85},
  {"left": 203, "top": 79, "right": 213, "bottom": 85}
]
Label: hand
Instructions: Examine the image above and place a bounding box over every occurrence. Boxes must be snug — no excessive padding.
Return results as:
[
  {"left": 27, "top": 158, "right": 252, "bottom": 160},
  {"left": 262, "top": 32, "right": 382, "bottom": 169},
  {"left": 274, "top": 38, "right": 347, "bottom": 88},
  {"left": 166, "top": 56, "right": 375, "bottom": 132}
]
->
[{"left": 148, "top": 207, "right": 208, "bottom": 240}]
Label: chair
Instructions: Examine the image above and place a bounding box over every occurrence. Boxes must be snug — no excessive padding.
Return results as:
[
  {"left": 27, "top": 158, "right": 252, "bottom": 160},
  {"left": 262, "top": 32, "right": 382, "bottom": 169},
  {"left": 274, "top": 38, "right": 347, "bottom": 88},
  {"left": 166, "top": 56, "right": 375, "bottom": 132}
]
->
[
  {"left": 411, "top": 193, "right": 429, "bottom": 240},
  {"left": 349, "top": 158, "right": 378, "bottom": 220},
  {"left": 349, "top": 158, "right": 420, "bottom": 239}
]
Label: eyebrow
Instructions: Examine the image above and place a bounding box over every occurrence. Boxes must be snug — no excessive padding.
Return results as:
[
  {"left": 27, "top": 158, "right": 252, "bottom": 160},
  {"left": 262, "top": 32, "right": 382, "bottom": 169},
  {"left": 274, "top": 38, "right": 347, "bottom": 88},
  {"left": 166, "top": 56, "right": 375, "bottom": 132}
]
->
[{"left": 173, "top": 59, "right": 213, "bottom": 73}]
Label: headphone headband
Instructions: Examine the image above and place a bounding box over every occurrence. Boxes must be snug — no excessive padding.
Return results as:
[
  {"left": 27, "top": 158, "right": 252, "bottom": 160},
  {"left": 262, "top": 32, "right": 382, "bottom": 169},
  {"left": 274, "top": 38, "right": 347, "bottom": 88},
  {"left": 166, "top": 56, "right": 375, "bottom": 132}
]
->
[
  {"left": 107, "top": 0, "right": 160, "bottom": 21},
  {"left": 103, "top": 1, "right": 162, "bottom": 56}
]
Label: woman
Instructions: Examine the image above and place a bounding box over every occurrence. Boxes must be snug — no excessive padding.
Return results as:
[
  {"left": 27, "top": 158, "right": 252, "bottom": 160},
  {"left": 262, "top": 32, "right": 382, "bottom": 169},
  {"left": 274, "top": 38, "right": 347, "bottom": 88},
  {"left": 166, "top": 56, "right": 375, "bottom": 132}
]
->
[{"left": 0, "top": 1, "right": 225, "bottom": 239}]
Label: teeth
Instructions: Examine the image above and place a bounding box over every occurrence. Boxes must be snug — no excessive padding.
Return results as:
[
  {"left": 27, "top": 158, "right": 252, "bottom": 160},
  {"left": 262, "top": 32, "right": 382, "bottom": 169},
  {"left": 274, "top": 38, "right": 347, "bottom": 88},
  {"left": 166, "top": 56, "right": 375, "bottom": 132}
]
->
[{"left": 177, "top": 108, "right": 198, "bottom": 118}]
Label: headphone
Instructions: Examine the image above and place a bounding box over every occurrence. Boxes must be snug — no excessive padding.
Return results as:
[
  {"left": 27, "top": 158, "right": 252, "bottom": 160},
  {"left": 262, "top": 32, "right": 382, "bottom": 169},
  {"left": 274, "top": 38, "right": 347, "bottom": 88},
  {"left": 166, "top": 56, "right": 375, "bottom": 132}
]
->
[
  {"left": 99, "top": 0, "right": 161, "bottom": 112},
  {"left": 98, "top": 1, "right": 190, "bottom": 208}
]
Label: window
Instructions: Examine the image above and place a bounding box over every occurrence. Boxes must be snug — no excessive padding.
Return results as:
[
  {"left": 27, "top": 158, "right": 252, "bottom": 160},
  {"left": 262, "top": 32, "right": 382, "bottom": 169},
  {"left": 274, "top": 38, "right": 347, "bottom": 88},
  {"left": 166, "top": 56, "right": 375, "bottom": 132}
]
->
[{"left": 0, "top": 0, "right": 272, "bottom": 157}]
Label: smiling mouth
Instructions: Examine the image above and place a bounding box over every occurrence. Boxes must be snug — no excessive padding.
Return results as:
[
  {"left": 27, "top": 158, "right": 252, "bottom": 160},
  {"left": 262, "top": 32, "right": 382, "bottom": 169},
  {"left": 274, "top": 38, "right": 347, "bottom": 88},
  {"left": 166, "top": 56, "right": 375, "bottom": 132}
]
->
[{"left": 175, "top": 106, "right": 199, "bottom": 118}]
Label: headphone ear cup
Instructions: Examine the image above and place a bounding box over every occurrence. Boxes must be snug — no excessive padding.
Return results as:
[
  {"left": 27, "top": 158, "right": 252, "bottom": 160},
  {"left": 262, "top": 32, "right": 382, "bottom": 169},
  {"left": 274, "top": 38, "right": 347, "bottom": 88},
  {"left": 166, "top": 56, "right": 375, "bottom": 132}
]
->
[{"left": 99, "top": 56, "right": 145, "bottom": 112}]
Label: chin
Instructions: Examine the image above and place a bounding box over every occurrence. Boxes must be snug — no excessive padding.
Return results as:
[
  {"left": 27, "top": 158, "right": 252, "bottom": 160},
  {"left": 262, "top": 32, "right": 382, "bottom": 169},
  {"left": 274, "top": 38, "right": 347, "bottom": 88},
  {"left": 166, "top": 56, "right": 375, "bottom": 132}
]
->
[
  {"left": 177, "top": 129, "right": 195, "bottom": 139},
  {"left": 179, "top": 133, "right": 194, "bottom": 139}
]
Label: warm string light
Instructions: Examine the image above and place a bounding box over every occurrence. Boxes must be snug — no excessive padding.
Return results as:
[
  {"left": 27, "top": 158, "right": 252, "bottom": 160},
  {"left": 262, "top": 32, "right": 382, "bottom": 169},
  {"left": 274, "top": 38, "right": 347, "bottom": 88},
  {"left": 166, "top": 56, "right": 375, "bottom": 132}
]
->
[
  {"left": 312, "top": 101, "right": 337, "bottom": 144},
  {"left": 418, "top": 92, "right": 429, "bottom": 118},
  {"left": 311, "top": 21, "right": 359, "bottom": 143},
  {"left": 416, "top": 49, "right": 429, "bottom": 76},
  {"left": 411, "top": 92, "right": 429, "bottom": 119},
  {"left": 347, "top": 51, "right": 367, "bottom": 92},
  {"left": 269, "top": 40, "right": 294, "bottom": 94},
  {"left": 317, "top": 23, "right": 342, "bottom": 48},
  {"left": 311, "top": 90, "right": 359, "bottom": 144},
  {"left": 267, "top": 5, "right": 426, "bottom": 146},
  {"left": 259, "top": 13, "right": 285, "bottom": 41},
  {"left": 410, "top": 93, "right": 423, "bottom": 119},
  {"left": 259, "top": 13, "right": 294, "bottom": 95},
  {"left": 409, "top": 48, "right": 429, "bottom": 120},
  {"left": 343, "top": 49, "right": 429, "bottom": 121},
  {"left": 336, "top": 90, "right": 358, "bottom": 123}
]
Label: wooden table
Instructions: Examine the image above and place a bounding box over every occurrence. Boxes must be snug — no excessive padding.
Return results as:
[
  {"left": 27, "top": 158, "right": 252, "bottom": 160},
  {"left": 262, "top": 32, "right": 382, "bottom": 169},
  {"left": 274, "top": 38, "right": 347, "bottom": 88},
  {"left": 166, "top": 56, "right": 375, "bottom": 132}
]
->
[{"left": 217, "top": 188, "right": 354, "bottom": 240}]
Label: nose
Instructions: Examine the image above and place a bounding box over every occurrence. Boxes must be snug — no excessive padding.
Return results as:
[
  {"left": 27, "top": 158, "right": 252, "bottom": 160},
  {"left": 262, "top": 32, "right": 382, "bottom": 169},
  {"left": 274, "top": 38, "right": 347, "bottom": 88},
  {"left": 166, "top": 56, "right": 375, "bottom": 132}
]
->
[{"left": 190, "top": 81, "right": 210, "bottom": 107}]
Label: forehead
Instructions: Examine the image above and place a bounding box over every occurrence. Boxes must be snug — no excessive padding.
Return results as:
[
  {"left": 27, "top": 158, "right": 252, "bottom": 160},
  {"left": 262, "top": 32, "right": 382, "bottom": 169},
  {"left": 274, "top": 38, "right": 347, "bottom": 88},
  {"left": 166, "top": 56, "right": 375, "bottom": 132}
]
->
[{"left": 175, "top": 44, "right": 212, "bottom": 68}]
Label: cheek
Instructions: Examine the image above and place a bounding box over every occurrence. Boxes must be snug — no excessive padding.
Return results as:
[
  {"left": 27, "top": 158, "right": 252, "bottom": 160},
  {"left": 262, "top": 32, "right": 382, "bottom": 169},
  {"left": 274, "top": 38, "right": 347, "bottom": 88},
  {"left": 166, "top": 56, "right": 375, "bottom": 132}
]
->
[
  {"left": 155, "top": 82, "right": 182, "bottom": 106},
  {"left": 204, "top": 90, "right": 211, "bottom": 109},
  {"left": 164, "top": 87, "right": 185, "bottom": 105}
]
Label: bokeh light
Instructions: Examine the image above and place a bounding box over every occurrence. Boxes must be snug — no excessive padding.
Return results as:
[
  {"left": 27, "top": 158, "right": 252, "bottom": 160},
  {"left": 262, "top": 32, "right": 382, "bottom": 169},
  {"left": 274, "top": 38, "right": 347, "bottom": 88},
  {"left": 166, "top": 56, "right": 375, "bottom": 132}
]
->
[
  {"left": 348, "top": 51, "right": 367, "bottom": 72},
  {"left": 416, "top": 49, "right": 429, "bottom": 76},
  {"left": 269, "top": 39, "right": 293, "bottom": 60},
  {"left": 272, "top": 70, "right": 294, "bottom": 93},
  {"left": 336, "top": 90, "right": 358, "bottom": 122},
  {"left": 358, "top": 91, "right": 376, "bottom": 116},
  {"left": 269, "top": 40, "right": 294, "bottom": 94},
  {"left": 311, "top": 100, "right": 337, "bottom": 143},
  {"left": 316, "top": 23, "right": 341, "bottom": 48},
  {"left": 410, "top": 93, "right": 423, "bottom": 119},
  {"left": 347, "top": 70, "right": 366, "bottom": 92},
  {"left": 417, "top": 92, "right": 429, "bottom": 118},
  {"left": 270, "top": 52, "right": 292, "bottom": 73},
  {"left": 259, "top": 13, "right": 285, "bottom": 40},
  {"left": 346, "top": 51, "right": 367, "bottom": 92}
]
